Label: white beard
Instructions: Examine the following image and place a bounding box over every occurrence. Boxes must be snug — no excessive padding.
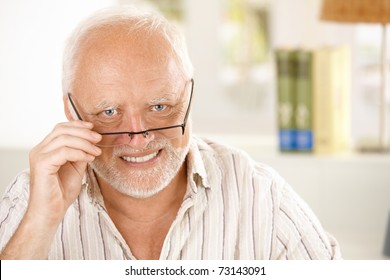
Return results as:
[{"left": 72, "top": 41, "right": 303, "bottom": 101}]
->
[{"left": 90, "top": 139, "right": 190, "bottom": 199}]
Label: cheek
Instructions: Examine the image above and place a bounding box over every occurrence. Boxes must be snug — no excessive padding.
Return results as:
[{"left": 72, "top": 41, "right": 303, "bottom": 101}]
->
[
  {"left": 171, "top": 122, "right": 191, "bottom": 149},
  {"left": 95, "top": 148, "right": 115, "bottom": 163}
]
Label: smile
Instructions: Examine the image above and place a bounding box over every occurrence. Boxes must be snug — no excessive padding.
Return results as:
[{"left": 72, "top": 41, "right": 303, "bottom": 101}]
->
[{"left": 121, "top": 151, "right": 159, "bottom": 163}]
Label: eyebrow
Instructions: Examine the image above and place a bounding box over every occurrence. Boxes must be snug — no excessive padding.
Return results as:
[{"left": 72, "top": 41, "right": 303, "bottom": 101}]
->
[
  {"left": 148, "top": 83, "right": 184, "bottom": 104},
  {"left": 93, "top": 100, "right": 118, "bottom": 110},
  {"left": 91, "top": 83, "right": 184, "bottom": 109},
  {"left": 149, "top": 94, "right": 178, "bottom": 104},
  {"left": 92, "top": 93, "right": 179, "bottom": 110}
]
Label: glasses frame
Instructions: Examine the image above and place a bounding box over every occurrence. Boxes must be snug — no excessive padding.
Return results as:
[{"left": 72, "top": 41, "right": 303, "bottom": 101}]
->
[{"left": 67, "top": 78, "right": 194, "bottom": 143}]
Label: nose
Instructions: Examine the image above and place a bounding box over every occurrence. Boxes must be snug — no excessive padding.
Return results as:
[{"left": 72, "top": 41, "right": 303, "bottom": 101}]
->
[
  {"left": 124, "top": 114, "right": 154, "bottom": 149},
  {"left": 127, "top": 131, "right": 155, "bottom": 148}
]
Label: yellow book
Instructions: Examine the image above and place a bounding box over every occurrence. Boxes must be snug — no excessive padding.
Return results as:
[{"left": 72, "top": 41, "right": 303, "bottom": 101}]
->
[{"left": 312, "top": 46, "right": 351, "bottom": 154}]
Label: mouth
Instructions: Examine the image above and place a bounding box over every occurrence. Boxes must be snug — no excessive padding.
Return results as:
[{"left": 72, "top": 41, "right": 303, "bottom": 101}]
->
[{"left": 120, "top": 150, "right": 160, "bottom": 163}]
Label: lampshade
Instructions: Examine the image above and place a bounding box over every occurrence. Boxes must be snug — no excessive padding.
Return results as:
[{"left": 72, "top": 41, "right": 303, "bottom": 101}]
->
[{"left": 320, "top": 0, "right": 390, "bottom": 23}]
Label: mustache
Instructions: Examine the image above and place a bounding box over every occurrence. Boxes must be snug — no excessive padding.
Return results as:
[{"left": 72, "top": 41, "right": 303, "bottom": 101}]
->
[{"left": 112, "top": 139, "right": 170, "bottom": 156}]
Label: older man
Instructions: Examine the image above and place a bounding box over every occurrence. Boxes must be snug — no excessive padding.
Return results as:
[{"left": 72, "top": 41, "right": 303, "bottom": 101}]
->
[{"left": 0, "top": 6, "right": 340, "bottom": 260}]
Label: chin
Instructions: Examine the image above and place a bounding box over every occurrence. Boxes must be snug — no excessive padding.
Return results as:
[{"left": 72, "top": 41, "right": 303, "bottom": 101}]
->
[{"left": 90, "top": 138, "right": 190, "bottom": 199}]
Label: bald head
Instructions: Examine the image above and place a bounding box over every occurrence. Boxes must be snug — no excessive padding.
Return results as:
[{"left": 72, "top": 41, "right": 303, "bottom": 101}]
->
[{"left": 62, "top": 6, "right": 193, "bottom": 96}]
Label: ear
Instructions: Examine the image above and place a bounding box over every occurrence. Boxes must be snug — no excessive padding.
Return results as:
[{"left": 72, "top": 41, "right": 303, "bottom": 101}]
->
[{"left": 63, "top": 94, "right": 74, "bottom": 121}]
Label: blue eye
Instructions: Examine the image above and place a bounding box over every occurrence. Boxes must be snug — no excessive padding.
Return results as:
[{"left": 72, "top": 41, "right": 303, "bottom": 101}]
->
[
  {"left": 153, "top": 104, "right": 165, "bottom": 112},
  {"left": 104, "top": 109, "right": 117, "bottom": 116}
]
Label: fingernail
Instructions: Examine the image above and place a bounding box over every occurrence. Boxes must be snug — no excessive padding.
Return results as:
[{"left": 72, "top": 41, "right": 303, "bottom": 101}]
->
[
  {"left": 87, "top": 155, "right": 95, "bottom": 161},
  {"left": 93, "top": 146, "right": 101, "bottom": 155},
  {"left": 92, "top": 132, "right": 102, "bottom": 141}
]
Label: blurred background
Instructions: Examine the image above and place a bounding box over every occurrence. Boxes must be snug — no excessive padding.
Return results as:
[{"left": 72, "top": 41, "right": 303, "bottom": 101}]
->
[{"left": 0, "top": 0, "right": 389, "bottom": 259}]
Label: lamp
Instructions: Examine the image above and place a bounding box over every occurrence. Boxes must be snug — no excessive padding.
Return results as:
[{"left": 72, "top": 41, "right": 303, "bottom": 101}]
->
[{"left": 320, "top": 0, "right": 390, "bottom": 152}]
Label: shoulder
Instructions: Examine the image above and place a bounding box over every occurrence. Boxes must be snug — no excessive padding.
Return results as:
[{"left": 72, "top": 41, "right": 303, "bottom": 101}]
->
[
  {"left": 191, "top": 135, "right": 287, "bottom": 193},
  {"left": 192, "top": 135, "right": 256, "bottom": 167}
]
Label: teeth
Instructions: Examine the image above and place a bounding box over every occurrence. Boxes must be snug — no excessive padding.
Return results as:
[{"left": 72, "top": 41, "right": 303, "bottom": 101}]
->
[{"left": 121, "top": 151, "right": 158, "bottom": 163}]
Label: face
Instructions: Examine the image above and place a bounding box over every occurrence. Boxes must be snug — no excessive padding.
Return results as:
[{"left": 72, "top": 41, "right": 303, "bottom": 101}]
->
[{"left": 68, "top": 27, "right": 191, "bottom": 198}]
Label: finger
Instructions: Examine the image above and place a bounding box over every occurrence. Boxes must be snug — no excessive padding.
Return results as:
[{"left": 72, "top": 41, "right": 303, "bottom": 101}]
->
[
  {"left": 40, "top": 134, "right": 102, "bottom": 156},
  {"left": 40, "top": 122, "right": 101, "bottom": 147},
  {"left": 59, "top": 120, "right": 93, "bottom": 129},
  {"left": 36, "top": 146, "right": 96, "bottom": 174}
]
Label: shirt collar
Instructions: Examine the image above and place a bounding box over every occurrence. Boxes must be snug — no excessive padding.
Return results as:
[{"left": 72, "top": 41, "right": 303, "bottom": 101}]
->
[
  {"left": 83, "top": 165, "right": 105, "bottom": 209},
  {"left": 186, "top": 137, "right": 212, "bottom": 191}
]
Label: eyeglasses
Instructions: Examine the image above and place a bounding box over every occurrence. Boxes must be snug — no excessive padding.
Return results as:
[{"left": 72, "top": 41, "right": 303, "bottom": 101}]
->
[{"left": 68, "top": 78, "right": 194, "bottom": 147}]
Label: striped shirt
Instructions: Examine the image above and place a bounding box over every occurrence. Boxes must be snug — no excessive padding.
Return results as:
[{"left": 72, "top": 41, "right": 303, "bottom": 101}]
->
[{"left": 0, "top": 136, "right": 341, "bottom": 259}]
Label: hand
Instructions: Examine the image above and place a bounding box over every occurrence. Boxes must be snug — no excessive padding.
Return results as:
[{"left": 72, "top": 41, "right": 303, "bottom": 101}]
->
[
  {"left": 28, "top": 120, "right": 102, "bottom": 226},
  {"left": 0, "top": 121, "right": 102, "bottom": 259}
]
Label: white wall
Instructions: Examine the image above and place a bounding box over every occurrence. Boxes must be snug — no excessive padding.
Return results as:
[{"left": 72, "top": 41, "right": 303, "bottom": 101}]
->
[
  {"left": 270, "top": 0, "right": 355, "bottom": 48},
  {"left": 0, "top": 0, "right": 115, "bottom": 149},
  {"left": 0, "top": 0, "right": 375, "bottom": 149}
]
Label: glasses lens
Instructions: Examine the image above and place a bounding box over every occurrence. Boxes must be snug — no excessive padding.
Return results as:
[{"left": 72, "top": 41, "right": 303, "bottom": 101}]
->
[{"left": 96, "top": 126, "right": 184, "bottom": 147}]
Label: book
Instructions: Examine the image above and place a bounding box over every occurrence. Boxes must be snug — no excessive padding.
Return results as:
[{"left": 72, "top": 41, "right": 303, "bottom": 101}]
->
[
  {"left": 294, "top": 50, "right": 313, "bottom": 152},
  {"left": 275, "top": 49, "right": 297, "bottom": 151},
  {"left": 312, "top": 46, "right": 351, "bottom": 154},
  {"left": 275, "top": 46, "right": 350, "bottom": 154}
]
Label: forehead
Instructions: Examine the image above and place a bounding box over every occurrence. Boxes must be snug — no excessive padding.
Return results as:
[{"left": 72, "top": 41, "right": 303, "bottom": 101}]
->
[
  {"left": 72, "top": 25, "right": 185, "bottom": 99},
  {"left": 78, "top": 25, "right": 177, "bottom": 69}
]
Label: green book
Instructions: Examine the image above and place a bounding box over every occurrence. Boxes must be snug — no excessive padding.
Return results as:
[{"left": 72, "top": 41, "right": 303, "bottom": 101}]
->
[
  {"left": 275, "top": 49, "right": 296, "bottom": 151},
  {"left": 294, "top": 50, "right": 313, "bottom": 152}
]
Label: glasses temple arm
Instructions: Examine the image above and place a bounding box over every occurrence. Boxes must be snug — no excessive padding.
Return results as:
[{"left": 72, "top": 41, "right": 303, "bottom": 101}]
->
[
  {"left": 67, "top": 93, "right": 84, "bottom": 121},
  {"left": 182, "top": 79, "right": 194, "bottom": 125}
]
